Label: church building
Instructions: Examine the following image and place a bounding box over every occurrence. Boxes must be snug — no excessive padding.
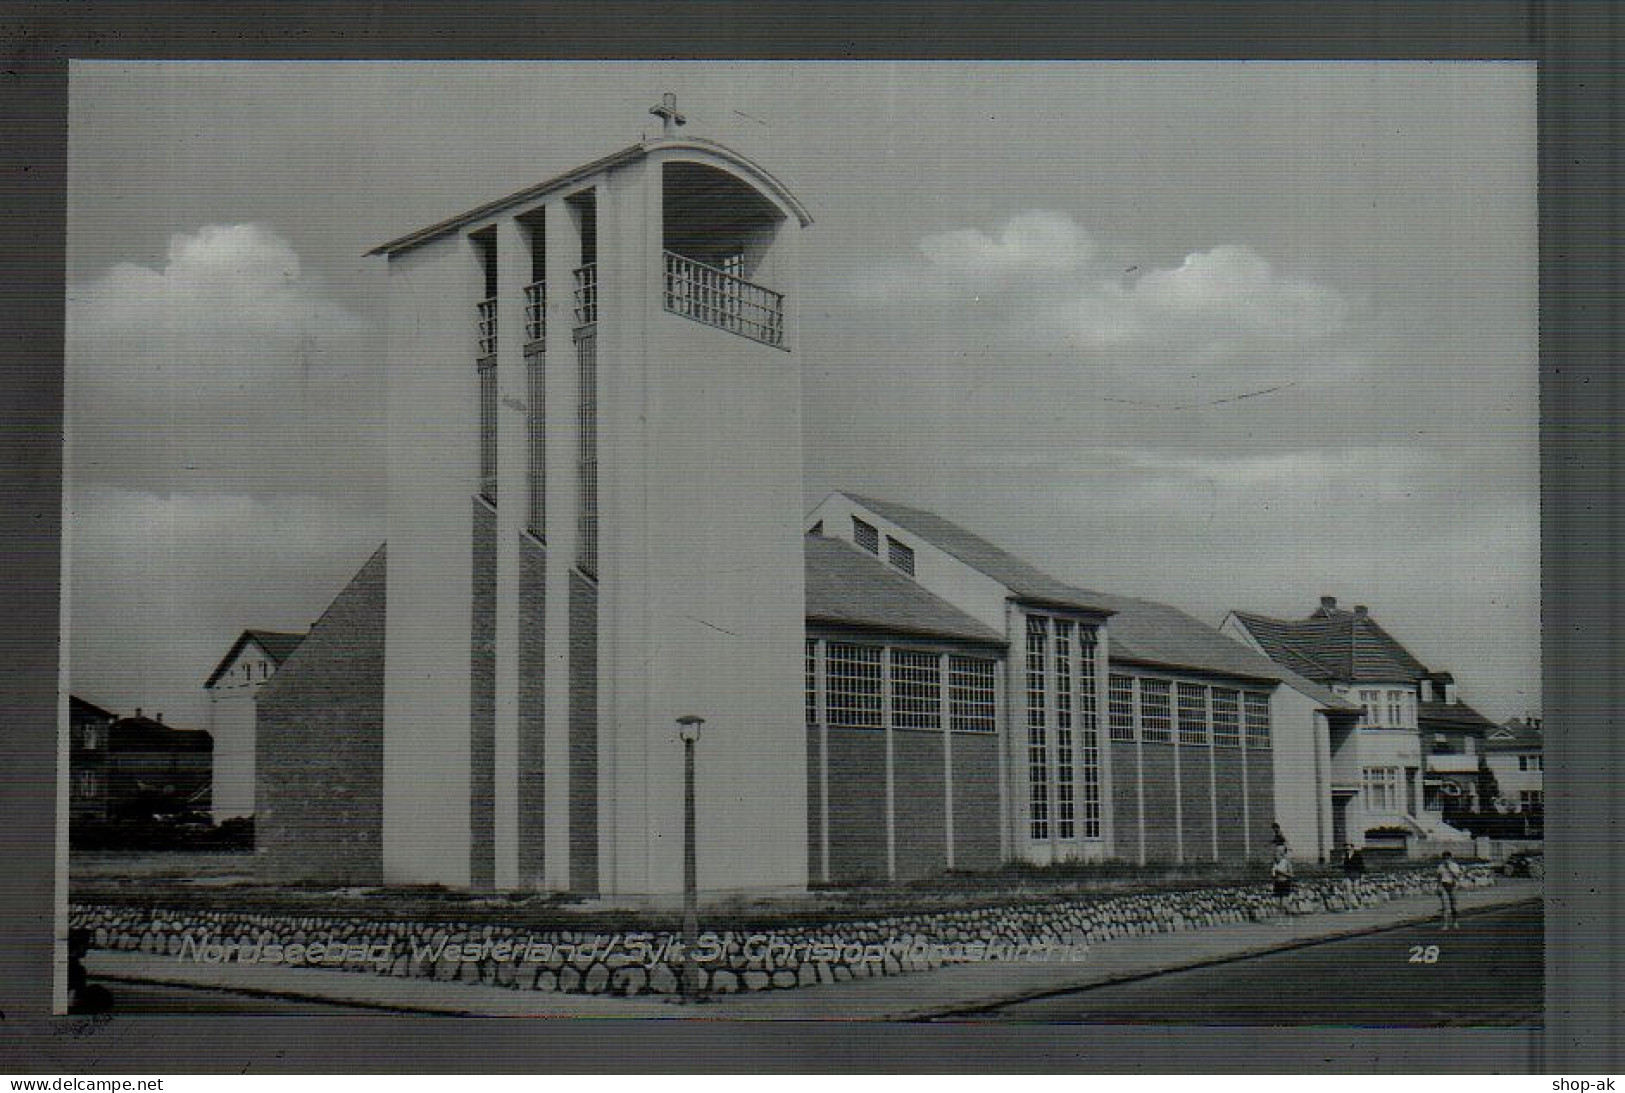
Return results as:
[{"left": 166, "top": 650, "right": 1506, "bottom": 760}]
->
[{"left": 256, "top": 100, "right": 1347, "bottom": 897}]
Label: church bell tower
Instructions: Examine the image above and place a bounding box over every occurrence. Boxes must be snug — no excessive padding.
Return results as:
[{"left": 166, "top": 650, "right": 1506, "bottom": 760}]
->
[{"left": 370, "top": 96, "right": 814, "bottom": 898}]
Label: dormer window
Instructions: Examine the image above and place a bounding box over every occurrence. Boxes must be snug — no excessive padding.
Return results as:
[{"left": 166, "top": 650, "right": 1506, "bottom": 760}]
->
[
  {"left": 853, "top": 517, "right": 879, "bottom": 555},
  {"left": 886, "top": 536, "right": 915, "bottom": 576}
]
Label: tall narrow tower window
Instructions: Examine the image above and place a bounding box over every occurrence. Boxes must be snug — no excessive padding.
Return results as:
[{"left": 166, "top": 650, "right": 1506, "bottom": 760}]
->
[
  {"left": 520, "top": 214, "right": 545, "bottom": 538},
  {"left": 472, "top": 229, "right": 498, "bottom": 504}
]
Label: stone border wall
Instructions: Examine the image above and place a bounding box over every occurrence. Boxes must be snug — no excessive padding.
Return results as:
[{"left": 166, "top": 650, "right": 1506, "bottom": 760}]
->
[{"left": 72, "top": 865, "right": 1499, "bottom": 998}]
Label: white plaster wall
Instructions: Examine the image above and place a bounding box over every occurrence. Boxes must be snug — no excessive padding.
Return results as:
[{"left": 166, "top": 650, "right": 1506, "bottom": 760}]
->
[
  {"left": 1268, "top": 683, "right": 1329, "bottom": 862},
  {"left": 208, "top": 688, "right": 256, "bottom": 820},
  {"left": 806, "top": 493, "right": 1013, "bottom": 632},
  {"left": 381, "top": 233, "right": 477, "bottom": 887},
  {"left": 1485, "top": 753, "right": 1543, "bottom": 798},
  {"left": 207, "top": 642, "right": 272, "bottom": 821},
  {"left": 595, "top": 149, "right": 811, "bottom": 897}
]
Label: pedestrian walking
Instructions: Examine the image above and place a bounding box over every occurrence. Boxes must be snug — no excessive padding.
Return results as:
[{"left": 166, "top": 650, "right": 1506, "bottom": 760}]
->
[
  {"left": 1340, "top": 844, "right": 1366, "bottom": 910},
  {"left": 1436, "top": 850, "right": 1464, "bottom": 930}
]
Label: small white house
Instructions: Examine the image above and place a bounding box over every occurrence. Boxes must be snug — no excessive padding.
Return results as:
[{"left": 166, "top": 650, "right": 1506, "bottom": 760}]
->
[{"left": 203, "top": 629, "right": 305, "bottom": 821}]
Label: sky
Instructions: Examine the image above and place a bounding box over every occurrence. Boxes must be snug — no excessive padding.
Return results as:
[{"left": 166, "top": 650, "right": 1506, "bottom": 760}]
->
[{"left": 65, "top": 61, "right": 1539, "bottom": 730}]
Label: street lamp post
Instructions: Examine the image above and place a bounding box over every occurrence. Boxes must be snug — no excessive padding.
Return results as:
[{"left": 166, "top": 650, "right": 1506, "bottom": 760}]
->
[{"left": 676, "top": 714, "right": 705, "bottom": 999}]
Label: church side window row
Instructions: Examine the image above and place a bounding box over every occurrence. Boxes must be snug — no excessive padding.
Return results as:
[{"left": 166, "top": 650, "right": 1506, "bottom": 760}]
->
[
  {"left": 806, "top": 639, "right": 998, "bottom": 735},
  {"left": 1104, "top": 674, "right": 1270, "bottom": 750},
  {"left": 1024, "top": 615, "right": 1104, "bottom": 843},
  {"left": 948, "top": 656, "right": 997, "bottom": 732},
  {"left": 890, "top": 649, "right": 941, "bottom": 729}
]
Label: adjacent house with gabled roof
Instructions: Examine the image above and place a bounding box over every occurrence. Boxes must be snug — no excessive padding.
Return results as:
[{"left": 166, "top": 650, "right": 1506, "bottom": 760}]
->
[
  {"left": 1222, "top": 596, "right": 1481, "bottom": 854},
  {"left": 1484, "top": 716, "right": 1544, "bottom": 821},
  {"left": 203, "top": 628, "right": 307, "bottom": 821}
]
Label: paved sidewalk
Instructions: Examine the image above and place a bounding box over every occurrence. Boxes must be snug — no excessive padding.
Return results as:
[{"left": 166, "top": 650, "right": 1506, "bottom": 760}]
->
[{"left": 86, "top": 879, "right": 1540, "bottom": 1020}]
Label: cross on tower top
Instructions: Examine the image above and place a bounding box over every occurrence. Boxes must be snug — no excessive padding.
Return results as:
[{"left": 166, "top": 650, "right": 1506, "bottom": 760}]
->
[{"left": 649, "top": 92, "right": 687, "bottom": 136}]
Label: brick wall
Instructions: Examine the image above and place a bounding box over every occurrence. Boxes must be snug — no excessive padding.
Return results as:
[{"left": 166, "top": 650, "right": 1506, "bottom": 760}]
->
[
  {"left": 951, "top": 732, "right": 1001, "bottom": 870},
  {"left": 1248, "top": 749, "right": 1276, "bottom": 856},
  {"left": 470, "top": 503, "right": 496, "bottom": 891},
  {"left": 256, "top": 546, "right": 387, "bottom": 885},
  {"left": 806, "top": 728, "right": 824, "bottom": 883},
  {"left": 1212, "top": 749, "right": 1248, "bottom": 858},
  {"left": 1180, "top": 746, "right": 1216, "bottom": 862},
  {"left": 826, "top": 728, "right": 887, "bottom": 884},
  {"left": 517, "top": 537, "right": 547, "bottom": 888},
  {"left": 1138, "top": 743, "right": 1178, "bottom": 862},
  {"left": 892, "top": 730, "right": 946, "bottom": 879},
  {"left": 1110, "top": 741, "right": 1140, "bottom": 861},
  {"left": 568, "top": 572, "right": 598, "bottom": 895}
]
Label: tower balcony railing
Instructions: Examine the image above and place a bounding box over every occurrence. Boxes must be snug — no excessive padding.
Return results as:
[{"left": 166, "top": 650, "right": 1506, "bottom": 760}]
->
[
  {"left": 476, "top": 296, "right": 498, "bottom": 358},
  {"left": 662, "top": 251, "right": 785, "bottom": 348},
  {"left": 524, "top": 280, "right": 545, "bottom": 345},
  {"left": 573, "top": 264, "right": 597, "bottom": 327}
]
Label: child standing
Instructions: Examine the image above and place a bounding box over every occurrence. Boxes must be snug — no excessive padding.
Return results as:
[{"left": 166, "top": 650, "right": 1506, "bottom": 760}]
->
[
  {"left": 1436, "top": 850, "right": 1465, "bottom": 930},
  {"left": 1270, "top": 846, "right": 1296, "bottom": 923}
]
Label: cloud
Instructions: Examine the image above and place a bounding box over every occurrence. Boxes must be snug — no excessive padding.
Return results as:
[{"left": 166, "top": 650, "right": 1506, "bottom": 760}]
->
[
  {"left": 64, "top": 226, "right": 388, "bottom": 721},
  {"left": 66, "top": 223, "right": 382, "bottom": 500},
  {"left": 842, "top": 211, "right": 1360, "bottom": 395},
  {"left": 1091, "top": 244, "right": 1350, "bottom": 343},
  {"left": 916, "top": 210, "right": 1097, "bottom": 279},
  {"left": 67, "top": 486, "right": 384, "bottom": 727}
]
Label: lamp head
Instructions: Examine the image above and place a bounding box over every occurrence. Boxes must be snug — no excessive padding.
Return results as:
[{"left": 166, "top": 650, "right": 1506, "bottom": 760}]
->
[{"left": 676, "top": 714, "right": 705, "bottom": 743}]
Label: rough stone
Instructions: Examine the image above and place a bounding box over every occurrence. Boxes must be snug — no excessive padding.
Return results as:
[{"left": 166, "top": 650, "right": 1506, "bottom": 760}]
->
[
  {"left": 612, "top": 966, "right": 648, "bottom": 996},
  {"left": 584, "top": 963, "right": 610, "bottom": 994},
  {"left": 710, "top": 969, "right": 740, "bottom": 994},
  {"left": 648, "top": 963, "right": 679, "bottom": 995}
]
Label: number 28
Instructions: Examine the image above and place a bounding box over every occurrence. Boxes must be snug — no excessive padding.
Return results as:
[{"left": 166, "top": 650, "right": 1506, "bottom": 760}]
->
[{"left": 1408, "top": 944, "right": 1440, "bottom": 964}]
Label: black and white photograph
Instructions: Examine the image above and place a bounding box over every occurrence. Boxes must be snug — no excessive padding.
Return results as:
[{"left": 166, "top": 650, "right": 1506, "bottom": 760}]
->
[{"left": 60, "top": 60, "right": 1543, "bottom": 1030}]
